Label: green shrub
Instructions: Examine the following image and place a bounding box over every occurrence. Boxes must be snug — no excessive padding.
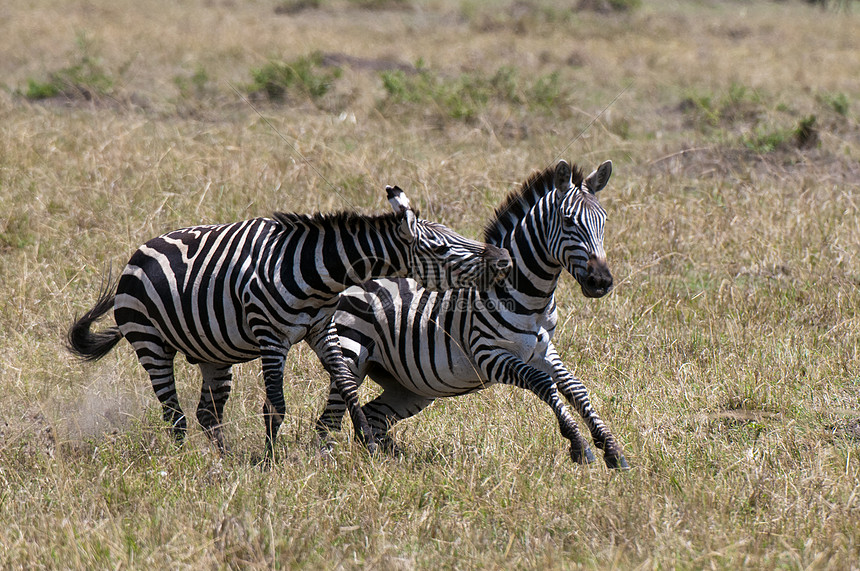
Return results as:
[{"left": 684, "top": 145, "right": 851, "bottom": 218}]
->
[
  {"left": 739, "top": 114, "right": 819, "bottom": 153},
  {"left": 379, "top": 67, "right": 490, "bottom": 121},
  {"left": 817, "top": 91, "right": 849, "bottom": 116},
  {"left": 793, "top": 115, "right": 819, "bottom": 149},
  {"left": 21, "top": 34, "right": 114, "bottom": 101},
  {"left": 247, "top": 53, "right": 341, "bottom": 103},
  {"left": 379, "top": 64, "right": 567, "bottom": 122},
  {"left": 742, "top": 126, "right": 791, "bottom": 153},
  {"left": 681, "top": 83, "right": 763, "bottom": 128},
  {"left": 527, "top": 71, "right": 562, "bottom": 111},
  {"left": 173, "top": 66, "right": 211, "bottom": 100},
  {"left": 23, "top": 78, "right": 62, "bottom": 100}
]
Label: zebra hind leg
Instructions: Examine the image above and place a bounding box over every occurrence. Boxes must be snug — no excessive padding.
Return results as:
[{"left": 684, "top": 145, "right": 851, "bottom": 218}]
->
[
  {"left": 259, "top": 344, "right": 290, "bottom": 463},
  {"left": 314, "top": 380, "right": 348, "bottom": 454},
  {"left": 362, "top": 373, "right": 435, "bottom": 457},
  {"left": 129, "top": 340, "right": 186, "bottom": 443},
  {"left": 197, "top": 363, "right": 233, "bottom": 455}
]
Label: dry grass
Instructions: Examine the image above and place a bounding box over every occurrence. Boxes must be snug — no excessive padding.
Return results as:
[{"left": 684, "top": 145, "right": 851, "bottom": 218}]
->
[{"left": 1, "top": 0, "right": 859, "bottom": 568}]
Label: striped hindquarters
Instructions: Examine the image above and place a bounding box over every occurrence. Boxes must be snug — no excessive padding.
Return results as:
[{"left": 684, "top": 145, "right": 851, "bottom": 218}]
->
[{"left": 114, "top": 218, "right": 278, "bottom": 364}]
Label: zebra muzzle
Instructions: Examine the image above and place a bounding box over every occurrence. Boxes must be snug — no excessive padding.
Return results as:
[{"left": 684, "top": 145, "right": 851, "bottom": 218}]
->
[
  {"left": 485, "top": 245, "right": 512, "bottom": 285},
  {"left": 580, "top": 256, "right": 613, "bottom": 298}
]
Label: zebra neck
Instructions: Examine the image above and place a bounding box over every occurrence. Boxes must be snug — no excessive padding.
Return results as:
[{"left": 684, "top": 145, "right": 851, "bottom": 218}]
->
[
  {"left": 323, "top": 217, "right": 408, "bottom": 288},
  {"left": 501, "top": 217, "right": 563, "bottom": 310}
]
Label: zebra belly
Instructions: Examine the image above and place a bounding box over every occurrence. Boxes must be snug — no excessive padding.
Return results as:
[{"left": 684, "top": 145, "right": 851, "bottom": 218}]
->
[
  {"left": 337, "top": 280, "right": 491, "bottom": 398},
  {"left": 365, "top": 314, "right": 488, "bottom": 398},
  {"left": 370, "top": 348, "right": 486, "bottom": 398}
]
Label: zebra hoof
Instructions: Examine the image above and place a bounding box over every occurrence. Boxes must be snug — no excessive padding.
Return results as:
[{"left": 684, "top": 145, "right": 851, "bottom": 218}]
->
[
  {"left": 354, "top": 429, "right": 380, "bottom": 455},
  {"left": 317, "top": 439, "right": 336, "bottom": 458},
  {"left": 571, "top": 446, "right": 596, "bottom": 465},
  {"left": 378, "top": 436, "right": 404, "bottom": 458},
  {"left": 605, "top": 454, "right": 630, "bottom": 471},
  {"left": 169, "top": 426, "right": 188, "bottom": 446},
  {"left": 251, "top": 454, "right": 273, "bottom": 470}
]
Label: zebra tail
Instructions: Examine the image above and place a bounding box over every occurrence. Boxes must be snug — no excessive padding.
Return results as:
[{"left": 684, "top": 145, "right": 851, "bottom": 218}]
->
[{"left": 67, "top": 276, "right": 123, "bottom": 362}]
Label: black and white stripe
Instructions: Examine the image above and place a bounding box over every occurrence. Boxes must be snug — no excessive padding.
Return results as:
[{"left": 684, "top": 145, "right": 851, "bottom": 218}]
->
[
  {"left": 68, "top": 186, "right": 511, "bottom": 458},
  {"left": 316, "top": 160, "right": 629, "bottom": 469}
]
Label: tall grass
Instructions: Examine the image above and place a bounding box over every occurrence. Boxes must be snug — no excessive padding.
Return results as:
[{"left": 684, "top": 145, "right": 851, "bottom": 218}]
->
[{"left": 1, "top": 0, "right": 858, "bottom": 568}]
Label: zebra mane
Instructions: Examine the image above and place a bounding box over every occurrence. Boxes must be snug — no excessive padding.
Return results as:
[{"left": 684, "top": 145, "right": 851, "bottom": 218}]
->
[
  {"left": 271, "top": 209, "right": 416, "bottom": 231},
  {"left": 483, "top": 163, "right": 584, "bottom": 246}
]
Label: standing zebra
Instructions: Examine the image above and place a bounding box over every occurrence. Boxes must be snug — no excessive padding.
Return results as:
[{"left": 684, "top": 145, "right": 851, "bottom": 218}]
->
[
  {"left": 68, "top": 186, "right": 511, "bottom": 458},
  {"left": 316, "top": 160, "right": 629, "bottom": 469}
]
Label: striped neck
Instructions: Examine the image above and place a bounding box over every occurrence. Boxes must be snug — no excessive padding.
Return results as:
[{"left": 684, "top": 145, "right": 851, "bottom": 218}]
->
[
  {"left": 494, "top": 194, "right": 564, "bottom": 310},
  {"left": 482, "top": 164, "right": 584, "bottom": 311},
  {"left": 271, "top": 211, "right": 409, "bottom": 294}
]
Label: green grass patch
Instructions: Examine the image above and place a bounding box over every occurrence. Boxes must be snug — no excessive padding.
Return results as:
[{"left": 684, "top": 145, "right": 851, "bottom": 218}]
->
[
  {"left": 742, "top": 114, "right": 820, "bottom": 153},
  {"left": 680, "top": 83, "right": 765, "bottom": 129},
  {"left": 680, "top": 84, "right": 824, "bottom": 153},
  {"left": 246, "top": 52, "right": 341, "bottom": 103},
  {"left": 379, "top": 63, "right": 566, "bottom": 122},
  {"left": 0, "top": 212, "right": 35, "bottom": 250},
  {"left": 172, "top": 65, "right": 211, "bottom": 101},
  {"left": 817, "top": 90, "right": 850, "bottom": 116},
  {"left": 20, "top": 33, "right": 115, "bottom": 101}
]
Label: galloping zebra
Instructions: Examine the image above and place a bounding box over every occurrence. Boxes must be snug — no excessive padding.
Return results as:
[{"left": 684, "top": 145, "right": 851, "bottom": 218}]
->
[
  {"left": 68, "top": 186, "right": 511, "bottom": 458},
  {"left": 316, "top": 160, "right": 629, "bottom": 469}
]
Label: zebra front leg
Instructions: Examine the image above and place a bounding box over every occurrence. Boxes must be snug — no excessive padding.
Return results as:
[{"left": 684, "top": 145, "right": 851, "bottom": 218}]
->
[
  {"left": 307, "top": 324, "right": 377, "bottom": 454},
  {"left": 542, "top": 343, "right": 629, "bottom": 470},
  {"left": 197, "top": 363, "right": 233, "bottom": 455},
  {"left": 481, "top": 351, "right": 595, "bottom": 465},
  {"left": 556, "top": 374, "right": 628, "bottom": 470}
]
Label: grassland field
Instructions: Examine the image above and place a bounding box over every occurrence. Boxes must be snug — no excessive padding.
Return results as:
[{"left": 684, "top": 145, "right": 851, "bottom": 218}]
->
[{"left": 0, "top": 0, "right": 859, "bottom": 568}]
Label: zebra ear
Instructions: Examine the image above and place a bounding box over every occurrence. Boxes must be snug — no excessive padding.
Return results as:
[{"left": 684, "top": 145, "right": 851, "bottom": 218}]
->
[
  {"left": 387, "top": 185, "right": 417, "bottom": 241},
  {"left": 398, "top": 209, "right": 417, "bottom": 242},
  {"left": 386, "top": 185, "right": 411, "bottom": 216},
  {"left": 584, "top": 160, "right": 612, "bottom": 194},
  {"left": 554, "top": 160, "right": 573, "bottom": 192}
]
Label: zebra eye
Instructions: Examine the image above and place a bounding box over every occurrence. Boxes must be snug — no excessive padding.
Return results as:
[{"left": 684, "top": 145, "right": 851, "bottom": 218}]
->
[
  {"left": 562, "top": 215, "right": 576, "bottom": 228},
  {"left": 433, "top": 244, "right": 450, "bottom": 255}
]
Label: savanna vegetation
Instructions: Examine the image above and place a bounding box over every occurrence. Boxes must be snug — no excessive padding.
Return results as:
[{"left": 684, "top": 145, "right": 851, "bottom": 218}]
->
[{"left": 1, "top": 0, "right": 858, "bottom": 568}]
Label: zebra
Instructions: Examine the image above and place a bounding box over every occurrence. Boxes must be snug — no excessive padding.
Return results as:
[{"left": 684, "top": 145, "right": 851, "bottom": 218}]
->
[
  {"left": 315, "top": 160, "right": 629, "bottom": 469},
  {"left": 68, "top": 185, "right": 512, "bottom": 459}
]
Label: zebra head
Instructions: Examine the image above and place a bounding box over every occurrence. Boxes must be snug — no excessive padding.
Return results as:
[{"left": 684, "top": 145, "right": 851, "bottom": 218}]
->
[
  {"left": 550, "top": 160, "right": 613, "bottom": 298},
  {"left": 387, "top": 185, "right": 512, "bottom": 291}
]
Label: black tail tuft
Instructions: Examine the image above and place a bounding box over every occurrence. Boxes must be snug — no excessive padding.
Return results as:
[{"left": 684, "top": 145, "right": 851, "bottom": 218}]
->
[{"left": 67, "top": 275, "right": 123, "bottom": 362}]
